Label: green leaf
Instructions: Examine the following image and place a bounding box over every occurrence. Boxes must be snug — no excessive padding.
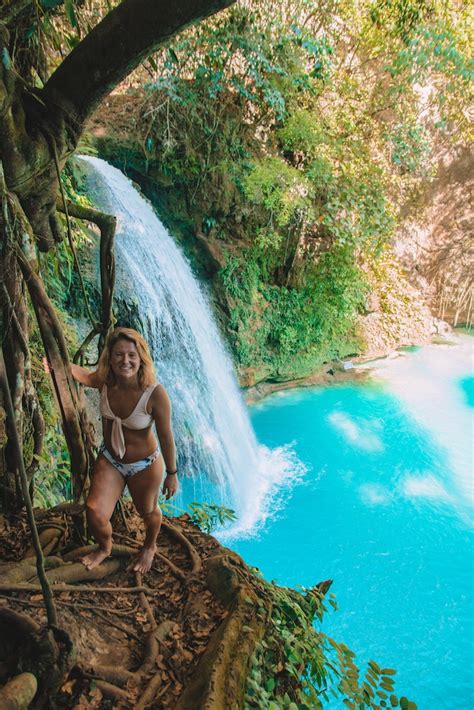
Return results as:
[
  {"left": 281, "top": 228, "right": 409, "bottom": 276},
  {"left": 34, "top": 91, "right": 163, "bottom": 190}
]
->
[
  {"left": 266, "top": 677, "right": 276, "bottom": 692},
  {"left": 64, "top": 0, "right": 77, "bottom": 28},
  {"left": 368, "top": 660, "right": 381, "bottom": 674},
  {"left": 148, "top": 56, "right": 158, "bottom": 73},
  {"left": 40, "top": 0, "right": 63, "bottom": 8},
  {"left": 168, "top": 48, "right": 179, "bottom": 65}
]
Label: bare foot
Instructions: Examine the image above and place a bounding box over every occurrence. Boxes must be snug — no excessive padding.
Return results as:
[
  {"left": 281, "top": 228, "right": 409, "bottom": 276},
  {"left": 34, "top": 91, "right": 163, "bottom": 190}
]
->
[
  {"left": 131, "top": 545, "right": 156, "bottom": 574},
  {"left": 80, "top": 546, "right": 111, "bottom": 570}
]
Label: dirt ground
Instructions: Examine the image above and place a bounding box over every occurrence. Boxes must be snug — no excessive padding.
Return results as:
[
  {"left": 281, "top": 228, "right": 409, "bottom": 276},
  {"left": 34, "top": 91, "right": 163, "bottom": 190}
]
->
[{"left": 0, "top": 504, "right": 229, "bottom": 708}]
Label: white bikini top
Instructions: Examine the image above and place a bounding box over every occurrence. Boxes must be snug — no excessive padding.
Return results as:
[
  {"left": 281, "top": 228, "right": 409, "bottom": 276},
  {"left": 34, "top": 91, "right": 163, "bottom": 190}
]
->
[{"left": 100, "top": 383, "right": 158, "bottom": 459}]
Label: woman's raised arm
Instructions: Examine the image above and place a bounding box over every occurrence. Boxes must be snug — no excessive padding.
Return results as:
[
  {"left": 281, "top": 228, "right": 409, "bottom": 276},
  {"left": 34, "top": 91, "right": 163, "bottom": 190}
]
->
[{"left": 70, "top": 363, "right": 102, "bottom": 389}]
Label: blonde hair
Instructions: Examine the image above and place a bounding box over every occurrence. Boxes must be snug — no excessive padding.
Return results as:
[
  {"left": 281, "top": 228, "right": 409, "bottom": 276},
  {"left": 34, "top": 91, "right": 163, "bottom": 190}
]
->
[{"left": 96, "top": 327, "right": 156, "bottom": 389}]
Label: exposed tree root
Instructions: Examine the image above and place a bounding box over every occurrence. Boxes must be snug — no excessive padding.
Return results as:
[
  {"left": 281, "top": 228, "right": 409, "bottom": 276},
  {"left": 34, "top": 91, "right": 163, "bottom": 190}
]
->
[
  {"left": 43, "top": 558, "right": 122, "bottom": 584},
  {"left": 0, "top": 605, "right": 40, "bottom": 635},
  {"left": 0, "top": 605, "right": 74, "bottom": 705},
  {"left": 161, "top": 520, "right": 202, "bottom": 574},
  {"left": 94, "top": 678, "right": 130, "bottom": 701},
  {"left": 0, "top": 582, "right": 157, "bottom": 594},
  {"left": 88, "top": 665, "right": 135, "bottom": 687},
  {"left": 135, "top": 570, "right": 157, "bottom": 629},
  {"left": 24, "top": 528, "right": 63, "bottom": 559},
  {"left": 0, "top": 594, "right": 46, "bottom": 609},
  {"left": 113, "top": 532, "right": 189, "bottom": 581},
  {"left": 63, "top": 542, "right": 189, "bottom": 582},
  {"left": 135, "top": 674, "right": 168, "bottom": 710},
  {"left": 2, "top": 559, "right": 37, "bottom": 584},
  {"left": 62, "top": 542, "right": 135, "bottom": 562},
  {"left": 176, "top": 551, "right": 269, "bottom": 710},
  {"left": 0, "top": 672, "right": 38, "bottom": 709},
  {"left": 0, "top": 509, "right": 279, "bottom": 709}
]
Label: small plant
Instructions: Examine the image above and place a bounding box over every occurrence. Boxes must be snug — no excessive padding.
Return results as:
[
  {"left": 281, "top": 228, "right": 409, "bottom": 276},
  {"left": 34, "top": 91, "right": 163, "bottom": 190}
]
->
[
  {"left": 187, "top": 501, "right": 237, "bottom": 533},
  {"left": 244, "top": 583, "right": 417, "bottom": 709},
  {"left": 33, "top": 428, "right": 72, "bottom": 508},
  {"left": 158, "top": 498, "right": 237, "bottom": 533}
]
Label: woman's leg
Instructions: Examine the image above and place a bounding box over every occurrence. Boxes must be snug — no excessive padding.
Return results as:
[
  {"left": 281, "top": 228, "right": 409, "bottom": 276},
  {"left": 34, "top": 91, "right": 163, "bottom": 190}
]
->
[
  {"left": 126, "top": 458, "right": 164, "bottom": 573},
  {"left": 81, "top": 454, "right": 126, "bottom": 570}
]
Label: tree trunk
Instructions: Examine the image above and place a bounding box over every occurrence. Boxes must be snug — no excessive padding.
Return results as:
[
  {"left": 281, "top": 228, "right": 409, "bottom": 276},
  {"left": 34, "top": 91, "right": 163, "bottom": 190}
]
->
[{"left": 1, "top": 172, "right": 95, "bottom": 504}]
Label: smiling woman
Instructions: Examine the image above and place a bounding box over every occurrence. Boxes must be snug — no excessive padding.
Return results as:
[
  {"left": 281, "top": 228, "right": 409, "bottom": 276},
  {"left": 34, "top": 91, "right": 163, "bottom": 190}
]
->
[{"left": 68, "top": 327, "right": 179, "bottom": 573}]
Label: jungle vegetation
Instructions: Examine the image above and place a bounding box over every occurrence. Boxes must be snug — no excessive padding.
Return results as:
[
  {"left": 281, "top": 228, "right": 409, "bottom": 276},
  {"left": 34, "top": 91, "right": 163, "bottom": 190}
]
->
[
  {"left": 0, "top": 0, "right": 470, "bottom": 707},
  {"left": 111, "top": 0, "right": 471, "bottom": 381}
]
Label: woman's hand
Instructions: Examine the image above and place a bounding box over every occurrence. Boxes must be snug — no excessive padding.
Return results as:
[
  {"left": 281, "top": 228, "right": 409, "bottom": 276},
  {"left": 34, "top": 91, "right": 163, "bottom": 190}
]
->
[
  {"left": 42, "top": 357, "right": 52, "bottom": 374},
  {"left": 163, "top": 473, "right": 179, "bottom": 499},
  {"left": 70, "top": 363, "right": 102, "bottom": 388}
]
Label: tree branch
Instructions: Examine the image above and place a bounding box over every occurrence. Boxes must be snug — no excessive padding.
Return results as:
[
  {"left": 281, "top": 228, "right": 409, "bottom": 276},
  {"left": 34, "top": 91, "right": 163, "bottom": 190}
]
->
[
  {"left": 56, "top": 198, "right": 117, "bottom": 353},
  {"left": 0, "top": 348, "right": 58, "bottom": 627},
  {"left": 42, "top": 0, "right": 236, "bottom": 127}
]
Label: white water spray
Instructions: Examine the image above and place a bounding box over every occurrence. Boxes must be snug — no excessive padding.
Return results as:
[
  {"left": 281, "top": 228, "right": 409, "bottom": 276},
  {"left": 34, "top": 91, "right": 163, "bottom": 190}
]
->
[
  {"left": 80, "top": 156, "right": 301, "bottom": 536},
  {"left": 359, "top": 336, "right": 474, "bottom": 511}
]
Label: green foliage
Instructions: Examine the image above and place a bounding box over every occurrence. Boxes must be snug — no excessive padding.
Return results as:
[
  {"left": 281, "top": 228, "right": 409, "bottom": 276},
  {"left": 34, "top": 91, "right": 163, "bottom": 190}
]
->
[
  {"left": 387, "top": 122, "right": 431, "bottom": 175},
  {"left": 369, "top": 0, "right": 435, "bottom": 44},
  {"left": 26, "top": 315, "right": 74, "bottom": 508},
  {"left": 243, "top": 157, "right": 314, "bottom": 227},
  {"left": 218, "top": 245, "right": 367, "bottom": 375},
  {"left": 158, "top": 499, "right": 237, "bottom": 533},
  {"left": 244, "top": 583, "right": 417, "bottom": 709},
  {"left": 39, "top": 161, "right": 101, "bottom": 328},
  {"left": 33, "top": 429, "right": 72, "bottom": 508},
  {"left": 187, "top": 502, "right": 237, "bottom": 533},
  {"left": 129, "top": 0, "right": 472, "bottom": 378},
  {"left": 277, "top": 109, "right": 325, "bottom": 156}
]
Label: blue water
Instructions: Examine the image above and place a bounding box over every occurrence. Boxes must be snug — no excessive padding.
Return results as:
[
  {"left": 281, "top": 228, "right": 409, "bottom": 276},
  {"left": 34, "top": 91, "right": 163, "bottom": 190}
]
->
[{"left": 228, "top": 342, "right": 474, "bottom": 709}]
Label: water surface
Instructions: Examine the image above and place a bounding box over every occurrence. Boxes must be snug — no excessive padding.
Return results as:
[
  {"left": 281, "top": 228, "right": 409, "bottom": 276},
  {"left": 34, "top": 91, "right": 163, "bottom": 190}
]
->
[{"left": 230, "top": 338, "right": 473, "bottom": 709}]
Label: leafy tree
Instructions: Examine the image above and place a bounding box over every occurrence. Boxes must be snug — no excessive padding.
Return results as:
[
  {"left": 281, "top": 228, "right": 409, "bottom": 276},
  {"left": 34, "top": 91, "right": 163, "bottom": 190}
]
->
[{"left": 130, "top": 0, "right": 470, "bottom": 378}]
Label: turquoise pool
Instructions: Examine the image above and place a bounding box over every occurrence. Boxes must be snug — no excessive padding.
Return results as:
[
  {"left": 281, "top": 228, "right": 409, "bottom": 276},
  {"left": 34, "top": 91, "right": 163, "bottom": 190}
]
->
[{"left": 229, "top": 341, "right": 473, "bottom": 709}]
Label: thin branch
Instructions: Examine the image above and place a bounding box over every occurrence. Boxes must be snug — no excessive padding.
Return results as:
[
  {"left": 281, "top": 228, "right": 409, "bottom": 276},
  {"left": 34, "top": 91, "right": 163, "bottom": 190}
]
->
[
  {"left": 52, "top": 146, "right": 99, "bottom": 330},
  {"left": 0, "top": 348, "right": 58, "bottom": 627},
  {"left": 0, "top": 583, "right": 159, "bottom": 594},
  {"left": 56, "top": 197, "right": 117, "bottom": 354}
]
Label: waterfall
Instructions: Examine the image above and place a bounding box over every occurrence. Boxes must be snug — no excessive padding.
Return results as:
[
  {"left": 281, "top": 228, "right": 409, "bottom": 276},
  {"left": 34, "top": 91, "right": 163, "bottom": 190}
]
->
[{"left": 79, "top": 156, "right": 301, "bottom": 536}]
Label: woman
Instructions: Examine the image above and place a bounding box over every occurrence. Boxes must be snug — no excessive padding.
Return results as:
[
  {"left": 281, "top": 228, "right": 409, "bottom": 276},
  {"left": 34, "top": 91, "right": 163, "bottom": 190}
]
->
[{"left": 70, "top": 327, "right": 179, "bottom": 573}]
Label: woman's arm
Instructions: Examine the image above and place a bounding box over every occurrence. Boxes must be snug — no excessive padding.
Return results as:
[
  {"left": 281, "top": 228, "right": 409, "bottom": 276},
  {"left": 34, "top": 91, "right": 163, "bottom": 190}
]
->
[
  {"left": 151, "top": 385, "right": 178, "bottom": 498},
  {"left": 70, "top": 363, "right": 102, "bottom": 389}
]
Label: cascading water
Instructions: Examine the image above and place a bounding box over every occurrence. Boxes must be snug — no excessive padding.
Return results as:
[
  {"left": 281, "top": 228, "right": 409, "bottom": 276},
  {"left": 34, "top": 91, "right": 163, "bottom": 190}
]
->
[{"left": 80, "top": 156, "right": 303, "bottom": 536}]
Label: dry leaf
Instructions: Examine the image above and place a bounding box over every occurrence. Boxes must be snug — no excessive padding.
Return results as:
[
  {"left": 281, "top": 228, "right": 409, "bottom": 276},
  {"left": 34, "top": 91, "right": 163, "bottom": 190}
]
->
[{"left": 60, "top": 679, "right": 76, "bottom": 694}]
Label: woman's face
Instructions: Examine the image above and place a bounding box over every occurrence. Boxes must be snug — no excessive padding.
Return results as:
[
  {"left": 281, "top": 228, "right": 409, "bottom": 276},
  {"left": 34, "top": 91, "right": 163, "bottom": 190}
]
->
[{"left": 110, "top": 338, "right": 141, "bottom": 381}]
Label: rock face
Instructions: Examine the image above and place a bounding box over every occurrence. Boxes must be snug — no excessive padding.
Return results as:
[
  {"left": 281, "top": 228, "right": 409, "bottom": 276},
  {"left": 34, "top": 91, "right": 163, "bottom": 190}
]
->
[
  {"left": 356, "top": 252, "right": 439, "bottom": 358},
  {"left": 394, "top": 142, "right": 473, "bottom": 327}
]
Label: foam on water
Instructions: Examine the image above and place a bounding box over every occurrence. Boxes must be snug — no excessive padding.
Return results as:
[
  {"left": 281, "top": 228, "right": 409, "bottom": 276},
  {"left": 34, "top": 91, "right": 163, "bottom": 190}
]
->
[
  {"left": 327, "top": 411, "right": 384, "bottom": 451},
  {"left": 363, "top": 336, "right": 473, "bottom": 512},
  {"left": 219, "top": 443, "right": 307, "bottom": 540}
]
